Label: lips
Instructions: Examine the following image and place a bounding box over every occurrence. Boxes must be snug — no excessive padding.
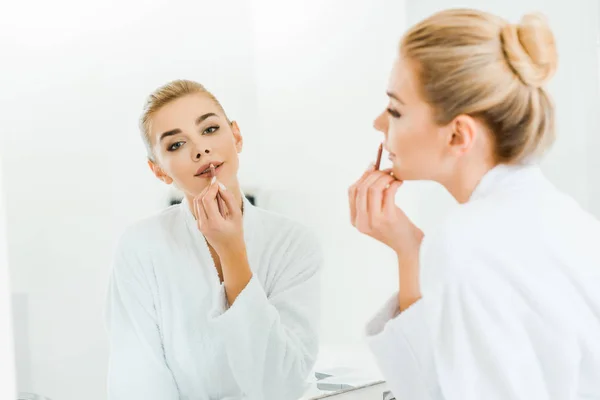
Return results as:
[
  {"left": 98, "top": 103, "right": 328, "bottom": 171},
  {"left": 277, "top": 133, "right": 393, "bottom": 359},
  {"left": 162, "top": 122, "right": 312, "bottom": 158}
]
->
[
  {"left": 384, "top": 145, "right": 396, "bottom": 160},
  {"left": 195, "top": 161, "right": 224, "bottom": 177}
]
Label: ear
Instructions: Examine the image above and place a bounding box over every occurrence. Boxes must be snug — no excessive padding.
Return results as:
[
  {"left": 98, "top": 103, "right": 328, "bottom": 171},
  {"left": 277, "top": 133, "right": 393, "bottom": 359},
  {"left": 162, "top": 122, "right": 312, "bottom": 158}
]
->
[
  {"left": 448, "top": 114, "right": 478, "bottom": 156},
  {"left": 231, "top": 121, "right": 243, "bottom": 153},
  {"left": 148, "top": 159, "right": 174, "bottom": 185}
]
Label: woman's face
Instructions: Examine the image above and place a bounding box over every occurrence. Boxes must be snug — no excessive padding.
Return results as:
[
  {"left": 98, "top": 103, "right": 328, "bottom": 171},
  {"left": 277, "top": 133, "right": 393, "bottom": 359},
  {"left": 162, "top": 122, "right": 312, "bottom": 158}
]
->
[
  {"left": 374, "top": 58, "right": 452, "bottom": 181},
  {"left": 148, "top": 93, "right": 242, "bottom": 197}
]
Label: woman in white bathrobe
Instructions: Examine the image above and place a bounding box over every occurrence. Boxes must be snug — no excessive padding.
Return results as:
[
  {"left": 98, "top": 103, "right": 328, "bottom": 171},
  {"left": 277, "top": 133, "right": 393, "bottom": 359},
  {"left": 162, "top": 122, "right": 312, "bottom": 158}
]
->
[
  {"left": 105, "top": 80, "right": 322, "bottom": 400},
  {"left": 349, "top": 9, "right": 600, "bottom": 400}
]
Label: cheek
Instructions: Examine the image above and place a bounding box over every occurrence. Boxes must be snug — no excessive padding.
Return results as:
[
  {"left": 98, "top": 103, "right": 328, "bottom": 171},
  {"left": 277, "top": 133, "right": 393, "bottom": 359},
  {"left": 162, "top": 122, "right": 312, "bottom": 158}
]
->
[
  {"left": 159, "top": 153, "right": 190, "bottom": 178},
  {"left": 209, "top": 131, "right": 233, "bottom": 152},
  {"left": 387, "top": 117, "right": 422, "bottom": 155}
]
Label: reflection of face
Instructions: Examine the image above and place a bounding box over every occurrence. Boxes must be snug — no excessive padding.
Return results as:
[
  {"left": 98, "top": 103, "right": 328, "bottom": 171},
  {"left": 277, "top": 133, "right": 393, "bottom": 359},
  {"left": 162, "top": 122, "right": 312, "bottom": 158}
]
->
[
  {"left": 373, "top": 58, "right": 450, "bottom": 181},
  {"left": 148, "top": 94, "right": 243, "bottom": 197}
]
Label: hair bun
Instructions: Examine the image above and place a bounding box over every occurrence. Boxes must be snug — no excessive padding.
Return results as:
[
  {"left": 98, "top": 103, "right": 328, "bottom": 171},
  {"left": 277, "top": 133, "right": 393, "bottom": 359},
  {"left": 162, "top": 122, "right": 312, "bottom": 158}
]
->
[{"left": 501, "top": 13, "right": 558, "bottom": 88}]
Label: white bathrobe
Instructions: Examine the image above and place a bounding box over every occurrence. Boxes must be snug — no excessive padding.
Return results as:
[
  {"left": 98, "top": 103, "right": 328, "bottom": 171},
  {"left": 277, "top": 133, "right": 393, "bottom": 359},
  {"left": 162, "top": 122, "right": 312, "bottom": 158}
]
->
[
  {"left": 105, "top": 197, "right": 322, "bottom": 400},
  {"left": 367, "top": 163, "right": 600, "bottom": 400}
]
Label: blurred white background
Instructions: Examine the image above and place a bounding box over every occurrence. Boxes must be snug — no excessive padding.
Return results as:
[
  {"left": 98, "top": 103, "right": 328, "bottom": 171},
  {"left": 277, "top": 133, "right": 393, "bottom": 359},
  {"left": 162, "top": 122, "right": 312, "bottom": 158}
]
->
[{"left": 0, "top": 0, "right": 598, "bottom": 399}]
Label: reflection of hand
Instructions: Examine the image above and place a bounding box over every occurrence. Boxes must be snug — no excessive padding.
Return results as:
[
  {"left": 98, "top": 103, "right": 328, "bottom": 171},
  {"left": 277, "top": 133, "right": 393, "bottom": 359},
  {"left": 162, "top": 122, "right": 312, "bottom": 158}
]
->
[
  {"left": 348, "top": 165, "right": 424, "bottom": 259},
  {"left": 193, "top": 179, "right": 245, "bottom": 256}
]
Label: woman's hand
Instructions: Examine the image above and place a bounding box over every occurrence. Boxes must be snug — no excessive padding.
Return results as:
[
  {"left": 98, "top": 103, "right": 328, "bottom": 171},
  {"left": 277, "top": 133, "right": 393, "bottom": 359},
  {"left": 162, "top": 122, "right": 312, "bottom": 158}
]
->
[
  {"left": 193, "top": 179, "right": 245, "bottom": 255},
  {"left": 348, "top": 165, "right": 424, "bottom": 259},
  {"left": 349, "top": 165, "right": 425, "bottom": 310},
  {"left": 194, "top": 180, "right": 252, "bottom": 305}
]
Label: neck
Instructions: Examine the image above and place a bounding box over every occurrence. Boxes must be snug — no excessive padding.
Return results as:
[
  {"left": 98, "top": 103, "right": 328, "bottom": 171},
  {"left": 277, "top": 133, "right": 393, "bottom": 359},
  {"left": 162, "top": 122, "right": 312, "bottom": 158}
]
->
[{"left": 439, "top": 159, "right": 497, "bottom": 204}]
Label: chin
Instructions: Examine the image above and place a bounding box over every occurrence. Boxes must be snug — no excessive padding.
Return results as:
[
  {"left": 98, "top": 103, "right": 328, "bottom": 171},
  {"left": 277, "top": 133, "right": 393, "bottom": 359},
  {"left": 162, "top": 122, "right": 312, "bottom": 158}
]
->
[
  {"left": 391, "top": 162, "right": 407, "bottom": 180},
  {"left": 178, "top": 181, "right": 209, "bottom": 198},
  {"left": 392, "top": 163, "right": 420, "bottom": 181}
]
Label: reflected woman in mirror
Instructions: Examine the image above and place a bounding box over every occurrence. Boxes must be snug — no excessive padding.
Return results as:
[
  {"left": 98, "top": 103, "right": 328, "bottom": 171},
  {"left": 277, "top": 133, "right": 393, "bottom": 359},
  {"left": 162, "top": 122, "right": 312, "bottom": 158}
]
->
[
  {"left": 349, "top": 9, "right": 600, "bottom": 399},
  {"left": 106, "top": 80, "right": 322, "bottom": 400}
]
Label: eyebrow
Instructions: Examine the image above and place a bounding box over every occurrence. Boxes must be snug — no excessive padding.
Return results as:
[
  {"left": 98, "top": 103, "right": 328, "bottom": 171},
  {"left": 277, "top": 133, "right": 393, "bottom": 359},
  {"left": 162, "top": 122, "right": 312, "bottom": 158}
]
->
[
  {"left": 159, "top": 113, "right": 218, "bottom": 142},
  {"left": 386, "top": 91, "right": 404, "bottom": 105}
]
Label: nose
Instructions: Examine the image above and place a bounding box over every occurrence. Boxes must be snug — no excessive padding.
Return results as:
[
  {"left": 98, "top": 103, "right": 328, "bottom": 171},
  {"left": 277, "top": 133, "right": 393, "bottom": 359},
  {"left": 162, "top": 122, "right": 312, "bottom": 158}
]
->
[
  {"left": 373, "top": 110, "right": 388, "bottom": 134},
  {"left": 194, "top": 148, "right": 211, "bottom": 160}
]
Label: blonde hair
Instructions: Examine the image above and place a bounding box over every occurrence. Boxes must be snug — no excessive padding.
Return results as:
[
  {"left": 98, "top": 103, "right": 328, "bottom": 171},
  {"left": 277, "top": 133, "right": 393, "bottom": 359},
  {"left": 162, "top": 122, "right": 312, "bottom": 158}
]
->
[
  {"left": 401, "top": 9, "right": 558, "bottom": 163},
  {"left": 140, "top": 79, "right": 227, "bottom": 160}
]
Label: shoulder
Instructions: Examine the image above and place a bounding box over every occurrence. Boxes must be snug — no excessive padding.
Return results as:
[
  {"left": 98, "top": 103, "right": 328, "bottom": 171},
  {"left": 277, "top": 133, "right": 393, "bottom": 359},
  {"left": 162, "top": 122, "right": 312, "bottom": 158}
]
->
[
  {"left": 251, "top": 205, "right": 322, "bottom": 254},
  {"left": 420, "top": 199, "right": 503, "bottom": 285},
  {"left": 426, "top": 198, "right": 499, "bottom": 248},
  {"left": 110, "top": 205, "right": 184, "bottom": 283},
  {"left": 249, "top": 206, "right": 324, "bottom": 281},
  {"left": 115, "top": 205, "right": 183, "bottom": 256}
]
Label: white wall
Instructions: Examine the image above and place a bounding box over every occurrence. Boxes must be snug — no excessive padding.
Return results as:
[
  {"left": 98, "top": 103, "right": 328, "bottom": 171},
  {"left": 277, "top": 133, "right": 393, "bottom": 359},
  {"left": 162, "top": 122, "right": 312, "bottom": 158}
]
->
[
  {"left": 0, "top": 161, "right": 17, "bottom": 400},
  {"left": 0, "top": 1, "right": 259, "bottom": 399},
  {"left": 592, "top": 5, "right": 600, "bottom": 219}
]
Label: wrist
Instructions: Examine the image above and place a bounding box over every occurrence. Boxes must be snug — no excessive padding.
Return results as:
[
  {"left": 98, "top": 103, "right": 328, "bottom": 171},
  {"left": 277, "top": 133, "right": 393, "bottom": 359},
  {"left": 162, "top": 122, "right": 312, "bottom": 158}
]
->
[
  {"left": 398, "top": 265, "right": 421, "bottom": 312},
  {"left": 398, "top": 293, "right": 422, "bottom": 312},
  {"left": 393, "top": 230, "right": 424, "bottom": 259},
  {"left": 217, "top": 238, "right": 247, "bottom": 263},
  {"left": 396, "top": 249, "right": 420, "bottom": 266},
  {"left": 396, "top": 247, "right": 421, "bottom": 312}
]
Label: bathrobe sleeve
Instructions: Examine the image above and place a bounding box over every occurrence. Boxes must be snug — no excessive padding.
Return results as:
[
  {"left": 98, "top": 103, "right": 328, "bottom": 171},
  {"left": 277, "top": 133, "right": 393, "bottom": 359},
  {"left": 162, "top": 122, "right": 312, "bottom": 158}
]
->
[
  {"left": 105, "top": 231, "right": 179, "bottom": 400},
  {"left": 207, "top": 228, "right": 323, "bottom": 400},
  {"left": 365, "top": 234, "right": 570, "bottom": 400}
]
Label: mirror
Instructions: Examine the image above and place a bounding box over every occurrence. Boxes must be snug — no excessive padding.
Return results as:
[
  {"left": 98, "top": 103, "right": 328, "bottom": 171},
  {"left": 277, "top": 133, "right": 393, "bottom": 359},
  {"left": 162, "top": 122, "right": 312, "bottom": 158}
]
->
[{"left": 2, "top": 0, "right": 599, "bottom": 399}]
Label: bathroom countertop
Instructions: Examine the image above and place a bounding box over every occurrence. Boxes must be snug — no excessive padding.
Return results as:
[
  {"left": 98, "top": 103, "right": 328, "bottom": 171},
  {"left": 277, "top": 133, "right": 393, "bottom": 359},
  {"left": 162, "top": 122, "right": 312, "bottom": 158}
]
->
[
  {"left": 302, "top": 381, "right": 389, "bottom": 400},
  {"left": 300, "top": 343, "right": 390, "bottom": 399}
]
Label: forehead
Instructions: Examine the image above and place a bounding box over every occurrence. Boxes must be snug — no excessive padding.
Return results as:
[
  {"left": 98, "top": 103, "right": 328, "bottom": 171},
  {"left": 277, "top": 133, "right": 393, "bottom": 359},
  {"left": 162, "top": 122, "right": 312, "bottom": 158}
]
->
[
  {"left": 150, "top": 94, "right": 223, "bottom": 137},
  {"left": 388, "top": 58, "right": 419, "bottom": 101}
]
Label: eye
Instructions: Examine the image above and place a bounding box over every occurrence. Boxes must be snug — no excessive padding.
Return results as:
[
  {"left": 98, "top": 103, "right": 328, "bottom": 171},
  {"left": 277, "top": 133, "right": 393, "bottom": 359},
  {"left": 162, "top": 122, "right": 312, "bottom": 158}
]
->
[
  {"left": 168, "top": 141, "right": 184, "bottom": 151},
  {"left": 387, "top": 108, "right": 401, "bottom": 118},
  {"left": 203, "top": 125, "right": 219, "bottom": 135}
]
